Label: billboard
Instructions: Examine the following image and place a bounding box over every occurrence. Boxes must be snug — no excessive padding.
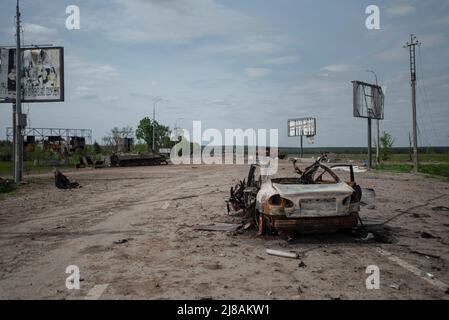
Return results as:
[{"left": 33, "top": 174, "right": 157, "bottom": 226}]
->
[
  {"left": 288, "top": 117, "right": 316, "bottom": 137},
  {"left": 352, "top": 80, "right": 384, "bottom": 120},
  {"left": 0, "top": 47, "right": 64, "bottom": 103}
]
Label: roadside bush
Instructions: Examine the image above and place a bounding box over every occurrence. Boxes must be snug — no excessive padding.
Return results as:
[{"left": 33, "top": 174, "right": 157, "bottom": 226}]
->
[
  {"left": 0, "top": 141, "right": 13, "bottom": 161},
  {"left": 380, "top": 132, "right": 395, "bottom": 161},
  {"left": 0, "top": 177, "right": 16, "bottom": 194}
]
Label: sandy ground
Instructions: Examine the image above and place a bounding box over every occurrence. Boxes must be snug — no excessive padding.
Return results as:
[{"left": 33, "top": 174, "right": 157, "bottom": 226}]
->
[{"left": 1, "top": 160, "right": 449, "bottom": 300}]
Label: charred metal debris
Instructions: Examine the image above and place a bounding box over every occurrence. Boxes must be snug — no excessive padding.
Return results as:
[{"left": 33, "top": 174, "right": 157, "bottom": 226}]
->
[
  {"left": 226, "top": 158, "right": 370, "bottom": 236},
  {"left": 54, "top": 170, "right": 81, "bottom": 189}
]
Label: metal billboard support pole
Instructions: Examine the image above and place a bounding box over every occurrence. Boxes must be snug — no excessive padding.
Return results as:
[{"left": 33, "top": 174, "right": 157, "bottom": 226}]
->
[
  {"left": 404, "top": 35, "right": 420, "bottom": 174},
  {"left": 300, "top": 135, "right": 303, "bottom": 158},
  {"left": 376, "top": 120, "right": 380, "bottom": 164},
  {"left": 367, "top": 70, "right": 380, "bottom": 165},
  {"left": 12, "top": 102, "right": 16, "bottom": 177},
  {"left": 14, "top": 0, "right": 23, "bottom": 183},
  {"left": 367, "top": 118, "right": 372, "bottom": 170}
]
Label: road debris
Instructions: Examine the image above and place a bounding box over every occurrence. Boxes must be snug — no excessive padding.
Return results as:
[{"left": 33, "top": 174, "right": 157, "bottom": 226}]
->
[
  {"left": 361, "top": 188, "right": 376, "bottom": 209},
  {"left": 421, "top": 232, "right": 437, "bottom": 239},
  {"left": 110, "top": 153, "right": 168, "bottom": 167},
  {"left": 266, "top": 249, "right": 299, "bottom": 259},
  {"left": 113, "top": 238, "right": 132, "bottom": 245},
  {"left": 432, "top": 206, "right": 449, "bottom": 212},
  {"left": 389, "top": 284, "right": 401, "bottom": 290},
  {"left": 193, "top": 223, "right": 243, "bottom": 232},
  {"left": 54, "top": 170, "right": 81, "bottom": 189},
  {"left": 358, "top": 232, "right": 375, "bottom": 242},
  {"left": 243, "top": 222, "right": 254, "bottom": 230},
  {"left": 409, "top": 250, "right": 440, "bottom": 260}
]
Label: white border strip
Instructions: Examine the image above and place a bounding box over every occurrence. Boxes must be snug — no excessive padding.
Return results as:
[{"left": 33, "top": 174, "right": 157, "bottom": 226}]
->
[
  {"left": 377, "top": 248, "right": 448, "bottom": 292},
  {"left": 85, "top": 284, "right": 109, "bottom": 300}
]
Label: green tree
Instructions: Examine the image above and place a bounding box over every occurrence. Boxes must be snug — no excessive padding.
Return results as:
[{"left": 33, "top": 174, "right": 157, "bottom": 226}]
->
[
  {"left": 102, "top": 126, "right": 133, "bottom": 147},
  {"left": 380, "top": 131, "right": 395, "bottom": 161},
  {"left": 93, "top": 141, "right": 102, "bottom": 154},
  {"left": 136, "top": 117, "right": 173, "bottom": 151}
]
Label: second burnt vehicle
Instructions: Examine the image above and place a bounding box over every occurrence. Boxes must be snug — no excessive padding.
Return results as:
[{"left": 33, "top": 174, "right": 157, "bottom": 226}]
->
[{"left": 227, "top": 157, "right": 371, "bottom": 235}]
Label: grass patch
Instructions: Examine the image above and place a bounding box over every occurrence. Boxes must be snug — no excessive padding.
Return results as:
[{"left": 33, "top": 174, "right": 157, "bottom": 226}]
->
[
  {"left": 0, "top": 161, "right": 75, "bottom": 178},
  {"left": 375, "top": 164, "right": 414, "bottom": 173},
  {"left": 0, "top": 178, "right": 16, "bottom": 194},
  {"left": 419, "top": 164, "right": 449, "bottom": 179},
  {"left": 376, "top": 163, "right": 449, "bottom": 181}
]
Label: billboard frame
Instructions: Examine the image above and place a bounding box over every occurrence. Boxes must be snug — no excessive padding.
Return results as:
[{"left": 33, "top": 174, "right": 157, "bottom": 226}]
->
[
  {"left": 352, "top": 80, "right": 384, "bottom": 120},
  {"left": 0, "top": 46, "right": 64, "bottom": 103},
  {"left": 287, "top": 117, "right": 317, "bottom": 138}
]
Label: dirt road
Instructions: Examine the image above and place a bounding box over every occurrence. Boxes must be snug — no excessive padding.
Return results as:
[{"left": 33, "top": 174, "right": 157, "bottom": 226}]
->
[{"left": 1, "top": 161, "right": 449, "bottom": 299}]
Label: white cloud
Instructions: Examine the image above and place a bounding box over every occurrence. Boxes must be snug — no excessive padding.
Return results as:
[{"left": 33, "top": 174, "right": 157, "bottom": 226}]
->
[
  {"left": 72, "top": 86, "right": 97, "bottom": 100},
  {"left": 375, "top": 47, "right": 403, "bottom": 61},
  {"left": 265, "top": 55, "right": 299, "bottom": 65},
  {"left": 419, "top": 34, "right": 445, "bottom": 48},
  {"left": 1, "top": 23, "right": 58, "bottom": 43},
  {"left": 321, "top": 64, "right": 350, "bottom": 72},
  {"left": 67, "top": 58, "right": 120, "bottom": 80},
  {"left": 386, "top": 4, "right": 416, "bottom": 17},
  {"left": 375, "top": 34, "right": 445, "bottom": 62},
  {"left": 244, "top": 67, "right": 272, "bottom": 77},
  {"left": 22, "top": 23, "right": 57, "bottom": 36},
  {"left": 87, "top": 0, "right": 261, "bottom": 44}
]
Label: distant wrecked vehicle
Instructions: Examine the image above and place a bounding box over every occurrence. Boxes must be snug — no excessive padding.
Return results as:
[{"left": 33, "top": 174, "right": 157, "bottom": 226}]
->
[
  {"left": 109, "top": 152, "right": 168, "bottom": 167},
  {"left": 227, "top": 158, "right": 371, "bottom": 235}
]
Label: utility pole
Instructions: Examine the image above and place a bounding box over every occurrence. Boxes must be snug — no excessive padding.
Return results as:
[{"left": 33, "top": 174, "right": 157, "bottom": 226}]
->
[
  {"left": 404, "top": 34, "right": 420, "bottom": 174},
  {"left": 14, "top": 0, "right": 23, "bottom": 183},
  {"left": 12, "top": 103, "right": 16, "bottom": 176},
  {"left": 367, "top": 118, "right": 372, "bottom": 169},
  {"left": 367, "top": 70, "right": 380, "bottom": 165}
]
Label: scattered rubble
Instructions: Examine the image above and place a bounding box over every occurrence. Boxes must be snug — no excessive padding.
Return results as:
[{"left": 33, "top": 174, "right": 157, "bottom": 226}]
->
[
  {"left": 54, "top": 170, "right": 81, "bottom": 189},
  {"left": 432, "top": 206, "right": 449, "bottom": 212},
  {"left": 193, "top": 223, "right": 243, "bottom": 232},
  {"left": 266, "top": 249, "right": 299, "bottom": 259},
  {"left": 113, "top": 238, "right": 133, "bottom": 245}
]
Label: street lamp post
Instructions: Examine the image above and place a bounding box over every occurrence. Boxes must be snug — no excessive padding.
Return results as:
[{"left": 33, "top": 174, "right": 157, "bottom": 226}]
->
[
  {"left": 152, "top": 98, "right": 163, "bottom": 152},
  {"left": 367, "top": 70, "right": 380, "bottom": 165}
]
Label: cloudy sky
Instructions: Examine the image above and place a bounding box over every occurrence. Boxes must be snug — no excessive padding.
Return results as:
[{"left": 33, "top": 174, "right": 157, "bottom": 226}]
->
[{"left": 0, "top": 0, "right": 448, "bottom": 147}]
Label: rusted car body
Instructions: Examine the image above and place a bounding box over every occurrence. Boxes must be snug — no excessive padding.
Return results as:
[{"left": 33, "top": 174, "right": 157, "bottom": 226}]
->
[{"left": 227, "top": 159, "right": 364, "bottom": 235}]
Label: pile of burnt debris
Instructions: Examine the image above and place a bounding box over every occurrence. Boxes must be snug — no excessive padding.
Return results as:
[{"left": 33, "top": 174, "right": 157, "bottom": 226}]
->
[
  {"left": 54, "top": 170, "right": 81, "bottom": 189},
  {"left": 226, "top": 157, "right": 376, "bottom": 238}
]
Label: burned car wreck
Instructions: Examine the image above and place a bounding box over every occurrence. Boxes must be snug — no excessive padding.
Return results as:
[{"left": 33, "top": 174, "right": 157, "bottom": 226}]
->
[{"left": 227, "top": 158, "right": 366, "bottom": 235}]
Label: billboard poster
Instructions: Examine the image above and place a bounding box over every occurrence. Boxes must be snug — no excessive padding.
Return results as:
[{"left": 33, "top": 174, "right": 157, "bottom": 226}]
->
[
  {"left": 0, "top": 47, "right": 64, "bottom": 103},
  {"left": 288, "top": 117, "right": 316, "bottom": 137},
  {"left": 0, "top": 48, "right": 16, "bottom": 99},
  {"left": 352, "top": 80, "right": 384, "bottom": 120}
]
